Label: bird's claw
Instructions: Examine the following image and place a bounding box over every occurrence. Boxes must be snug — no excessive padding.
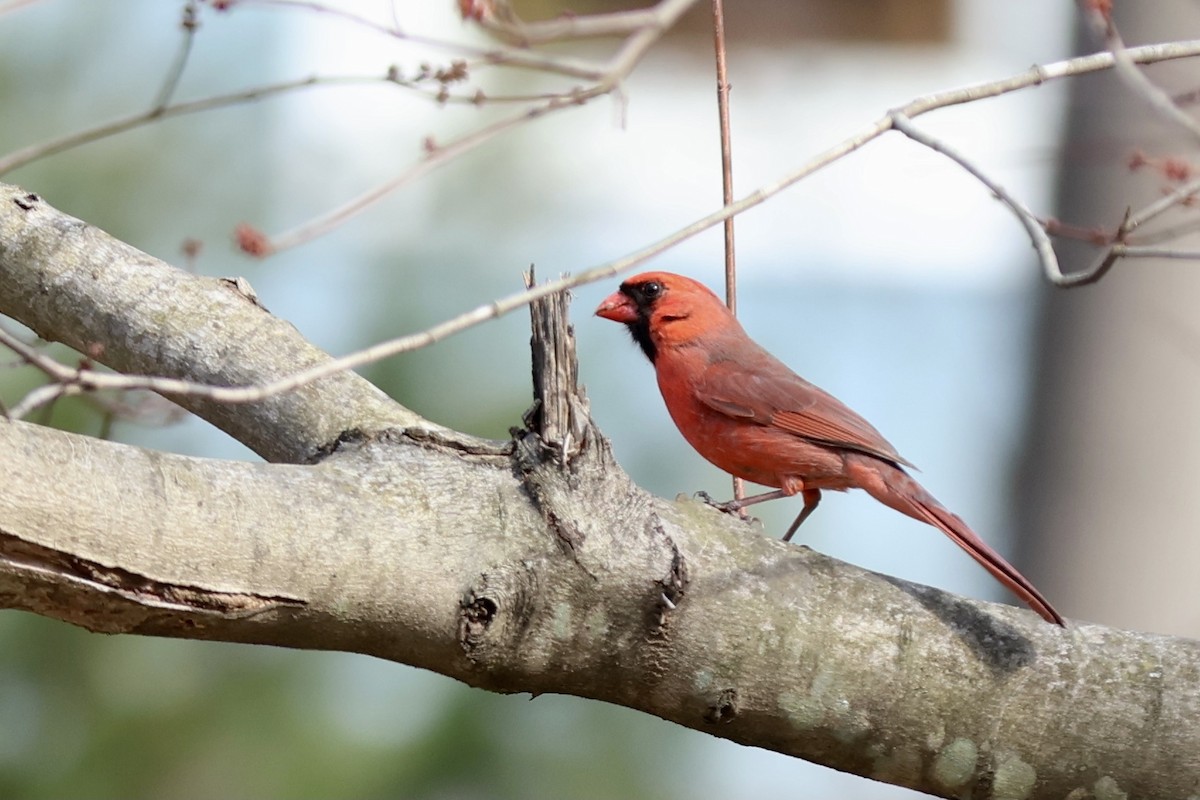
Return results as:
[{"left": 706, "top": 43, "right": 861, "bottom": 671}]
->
[
  {"left": 694, "top": 490, "right": 725, "bottom": 509},
  {"left": 693, "top": 491, "right": 744, "bottom": 516}
]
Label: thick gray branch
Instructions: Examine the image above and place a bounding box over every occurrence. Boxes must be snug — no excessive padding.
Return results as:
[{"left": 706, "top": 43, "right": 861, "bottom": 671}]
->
[
  {"left": 0, "top": 184, "right": 420, "bottom": 463},
  {"left": 1, "top": 184, "right": 1199, "bottom": 799},
  {"left": 2, "top": 419, "right": 1197, "bottom": 799}
]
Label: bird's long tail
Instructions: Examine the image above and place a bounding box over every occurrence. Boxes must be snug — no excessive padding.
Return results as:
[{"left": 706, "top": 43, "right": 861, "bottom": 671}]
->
[{"left": 855, "top": 459, "right": 1065, "bottom": 626}]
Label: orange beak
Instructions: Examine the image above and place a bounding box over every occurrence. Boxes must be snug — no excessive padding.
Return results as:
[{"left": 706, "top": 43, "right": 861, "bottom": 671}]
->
[{"left": 595, "top": 290, "right": 638, "bottom": 324}]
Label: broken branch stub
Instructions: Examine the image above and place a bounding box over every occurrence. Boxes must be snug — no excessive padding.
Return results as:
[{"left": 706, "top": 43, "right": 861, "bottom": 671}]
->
[{"left": 522, "top": 270, "right": 590, "bottom": 463}]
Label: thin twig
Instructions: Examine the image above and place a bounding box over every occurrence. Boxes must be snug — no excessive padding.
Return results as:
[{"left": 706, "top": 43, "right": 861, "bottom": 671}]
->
[
  {"left": 711, "top": 0, "right": 736, "bottom": 314},
  {"left": 1043, "top": 207, "right": 1133, "bottom": 289},
  {"left": 887, "top": 112, "right": 1065, "bottom": 284},
  {"left": 893, "top": 111, "right": 1149, "bottom": 287},
  {"left": 1082, "top": 6, "right": 1200, "bottom": 144},
  {"left": 710, "top": 0, "right": 743, "bottom": 505},
  {"left": 902, "top": 40, "right": 1200, "bottom": 114},
  {"left": 0, "top": 75, "right": 377, "bottom": 175},
  {"left": 479, "top": 0, "right": 698, "bottom": 45},
  {"left": 1127, "top": 217, "right": 1200, "bottom": 246},
  {"left": 0, "top": 68, "right": 560, "bottom": 178},
  {"left": 152, "top": 1, "right": 201, "bottom": 112},
  {"left": 1113, "top": 245, "right": 1200, "bottom": 259},
  {"left": 1126, "top": 175, "right": 1200, "bottom": 230},
  {"left": 593, "top": 0, "right": 696, "bottom": 94},
  {"left": 228, "top": 0, "right": 609, "bottom": 80}
]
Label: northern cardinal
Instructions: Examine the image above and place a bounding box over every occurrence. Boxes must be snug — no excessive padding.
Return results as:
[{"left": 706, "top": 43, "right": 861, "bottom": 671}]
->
[{"left": 595, "top": 271, "right": 1065, "bottom": 626}]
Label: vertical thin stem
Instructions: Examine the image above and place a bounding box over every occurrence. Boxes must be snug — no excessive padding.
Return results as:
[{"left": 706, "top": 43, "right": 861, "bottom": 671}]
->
[
  {"left": 153, "top": 1, "right": 201, "bottom": 112},
  {"left": 711, "top": 0, "right": 744, "bottom": 504},
  {"left": 711, "top": 0, "right": 736, "bottom": 310}
]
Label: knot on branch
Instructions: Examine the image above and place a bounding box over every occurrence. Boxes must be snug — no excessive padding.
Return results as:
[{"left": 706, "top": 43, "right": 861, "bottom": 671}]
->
[
  {"left": 457, "top": 560, "right": 548, "bottom": 688},
  {"left": 703, "top": 687, "right": 739, "bottom": 724}
]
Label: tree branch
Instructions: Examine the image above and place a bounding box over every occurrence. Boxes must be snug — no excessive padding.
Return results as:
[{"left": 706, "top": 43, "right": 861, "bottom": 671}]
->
[
  {"left": 0, "top": 186, "right": 418, "bottom": 463},
  {"left": 1, "top": 413, "right": 1197, "bottom": 799}
]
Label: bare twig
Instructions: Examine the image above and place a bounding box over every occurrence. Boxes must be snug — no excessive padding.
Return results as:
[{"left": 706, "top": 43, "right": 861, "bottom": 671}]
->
[
  {"left": 711, "top": 0, "right": 736, "bottom": 313},
  {"left": 592, "top": 0, "right": 696, "bottom": 95},
  {"left": 0, "top": 74, "right": 380, "bottom": 175},
  {"left": 1126, "top": 218, "right": 1200, "bottom": 246},
  {"left": 710, "top": 0, "right": 743, "bottom": 506},
  {"left": 1060, "top": 209, "right": 1133, "bottom": 289},
  {"left": 224, "top": 0, "right": 610, "bottom": 80},
  {"left": 887, "top": 112, "right": 1066, "bottom": 284},
  {"left": 1040, "top": 168, "right": 1200, "bottom": 250},
  {"left": 902, "top": 40, "right": 1200, "bottom": 114},
  {"left": 0, "top": 68, "right": 567, "bottom": 179},
  {"left": 1113, "top": 245, "right": 1200, "bottom": 259},
  {"left": 1031, "top": 140, "right": 1200, "bottom": 281},
  {"left": 152, "top": 1, "right": 201, "bottom": 112},
  {"left": 1126, "top": 175, "right": 1200, "bottom": 230},
  {"left": 0, "top": 57, "right": 605, "bottom": 179},
  {"left": 1082, "top": 6, "right": 1200, "bottom": 144},
  {"left": 479, "top": 0, "right": 699, "bottom": 45}
]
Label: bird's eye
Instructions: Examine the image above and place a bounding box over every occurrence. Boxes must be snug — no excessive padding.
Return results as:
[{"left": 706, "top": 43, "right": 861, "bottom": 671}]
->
[{"left": 641, "top": 281, "right": 663, "bottom": 299}]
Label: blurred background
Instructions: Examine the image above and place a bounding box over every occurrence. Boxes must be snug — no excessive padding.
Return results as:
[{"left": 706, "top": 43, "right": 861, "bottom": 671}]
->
[{"left": 1, "top": 0, "right": 1197, "bottom": 797}]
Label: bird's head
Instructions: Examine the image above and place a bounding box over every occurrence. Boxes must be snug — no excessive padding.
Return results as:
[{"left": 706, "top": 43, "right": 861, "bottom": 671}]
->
[{"left": 595, "top": 271, "right": 729, "bottom": 363}]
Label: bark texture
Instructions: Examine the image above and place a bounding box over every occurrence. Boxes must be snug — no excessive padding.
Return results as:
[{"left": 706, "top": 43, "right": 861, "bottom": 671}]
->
[{"left": 2, "top": 183, "right": 1199, "bottom": 799}]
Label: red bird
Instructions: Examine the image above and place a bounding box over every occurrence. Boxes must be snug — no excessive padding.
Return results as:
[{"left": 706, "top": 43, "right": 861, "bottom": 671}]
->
[{"left": 596, "top": 271, "right": 1064, "bottom": 626}]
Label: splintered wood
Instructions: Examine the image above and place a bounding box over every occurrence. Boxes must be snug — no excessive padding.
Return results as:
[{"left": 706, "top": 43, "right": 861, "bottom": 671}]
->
[{"left": 524, "top": 270, "right": 589, "bottom": 463}]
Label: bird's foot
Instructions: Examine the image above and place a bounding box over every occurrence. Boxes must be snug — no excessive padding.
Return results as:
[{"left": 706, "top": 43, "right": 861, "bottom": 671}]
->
[
  {"left": 694, "top": 491, "right": 747, "bottom": 517},
  {"left": 694, "top": 490, "right": 726, "bottom": 510}
]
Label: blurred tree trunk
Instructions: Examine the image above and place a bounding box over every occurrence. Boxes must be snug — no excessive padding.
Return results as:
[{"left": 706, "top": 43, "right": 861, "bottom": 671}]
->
[{"left": 1021, "top": 2, "right": 1200, "bottom": 638}]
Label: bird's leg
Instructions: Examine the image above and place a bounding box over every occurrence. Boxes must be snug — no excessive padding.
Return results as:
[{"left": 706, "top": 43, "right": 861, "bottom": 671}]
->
[
  {"left": 781, "top": 489, "right": 822, "bottom": 542},
  {"left": 696, "top": 488, "right": 789, "bottom": 515},
  {"left": 696, "top": 486, "right": 822, "bottom": 543}
]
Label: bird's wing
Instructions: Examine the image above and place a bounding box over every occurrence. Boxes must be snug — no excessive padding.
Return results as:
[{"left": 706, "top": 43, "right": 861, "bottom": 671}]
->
[{"left": 696, "top": 354, "right": 915, "bottom": 469}]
